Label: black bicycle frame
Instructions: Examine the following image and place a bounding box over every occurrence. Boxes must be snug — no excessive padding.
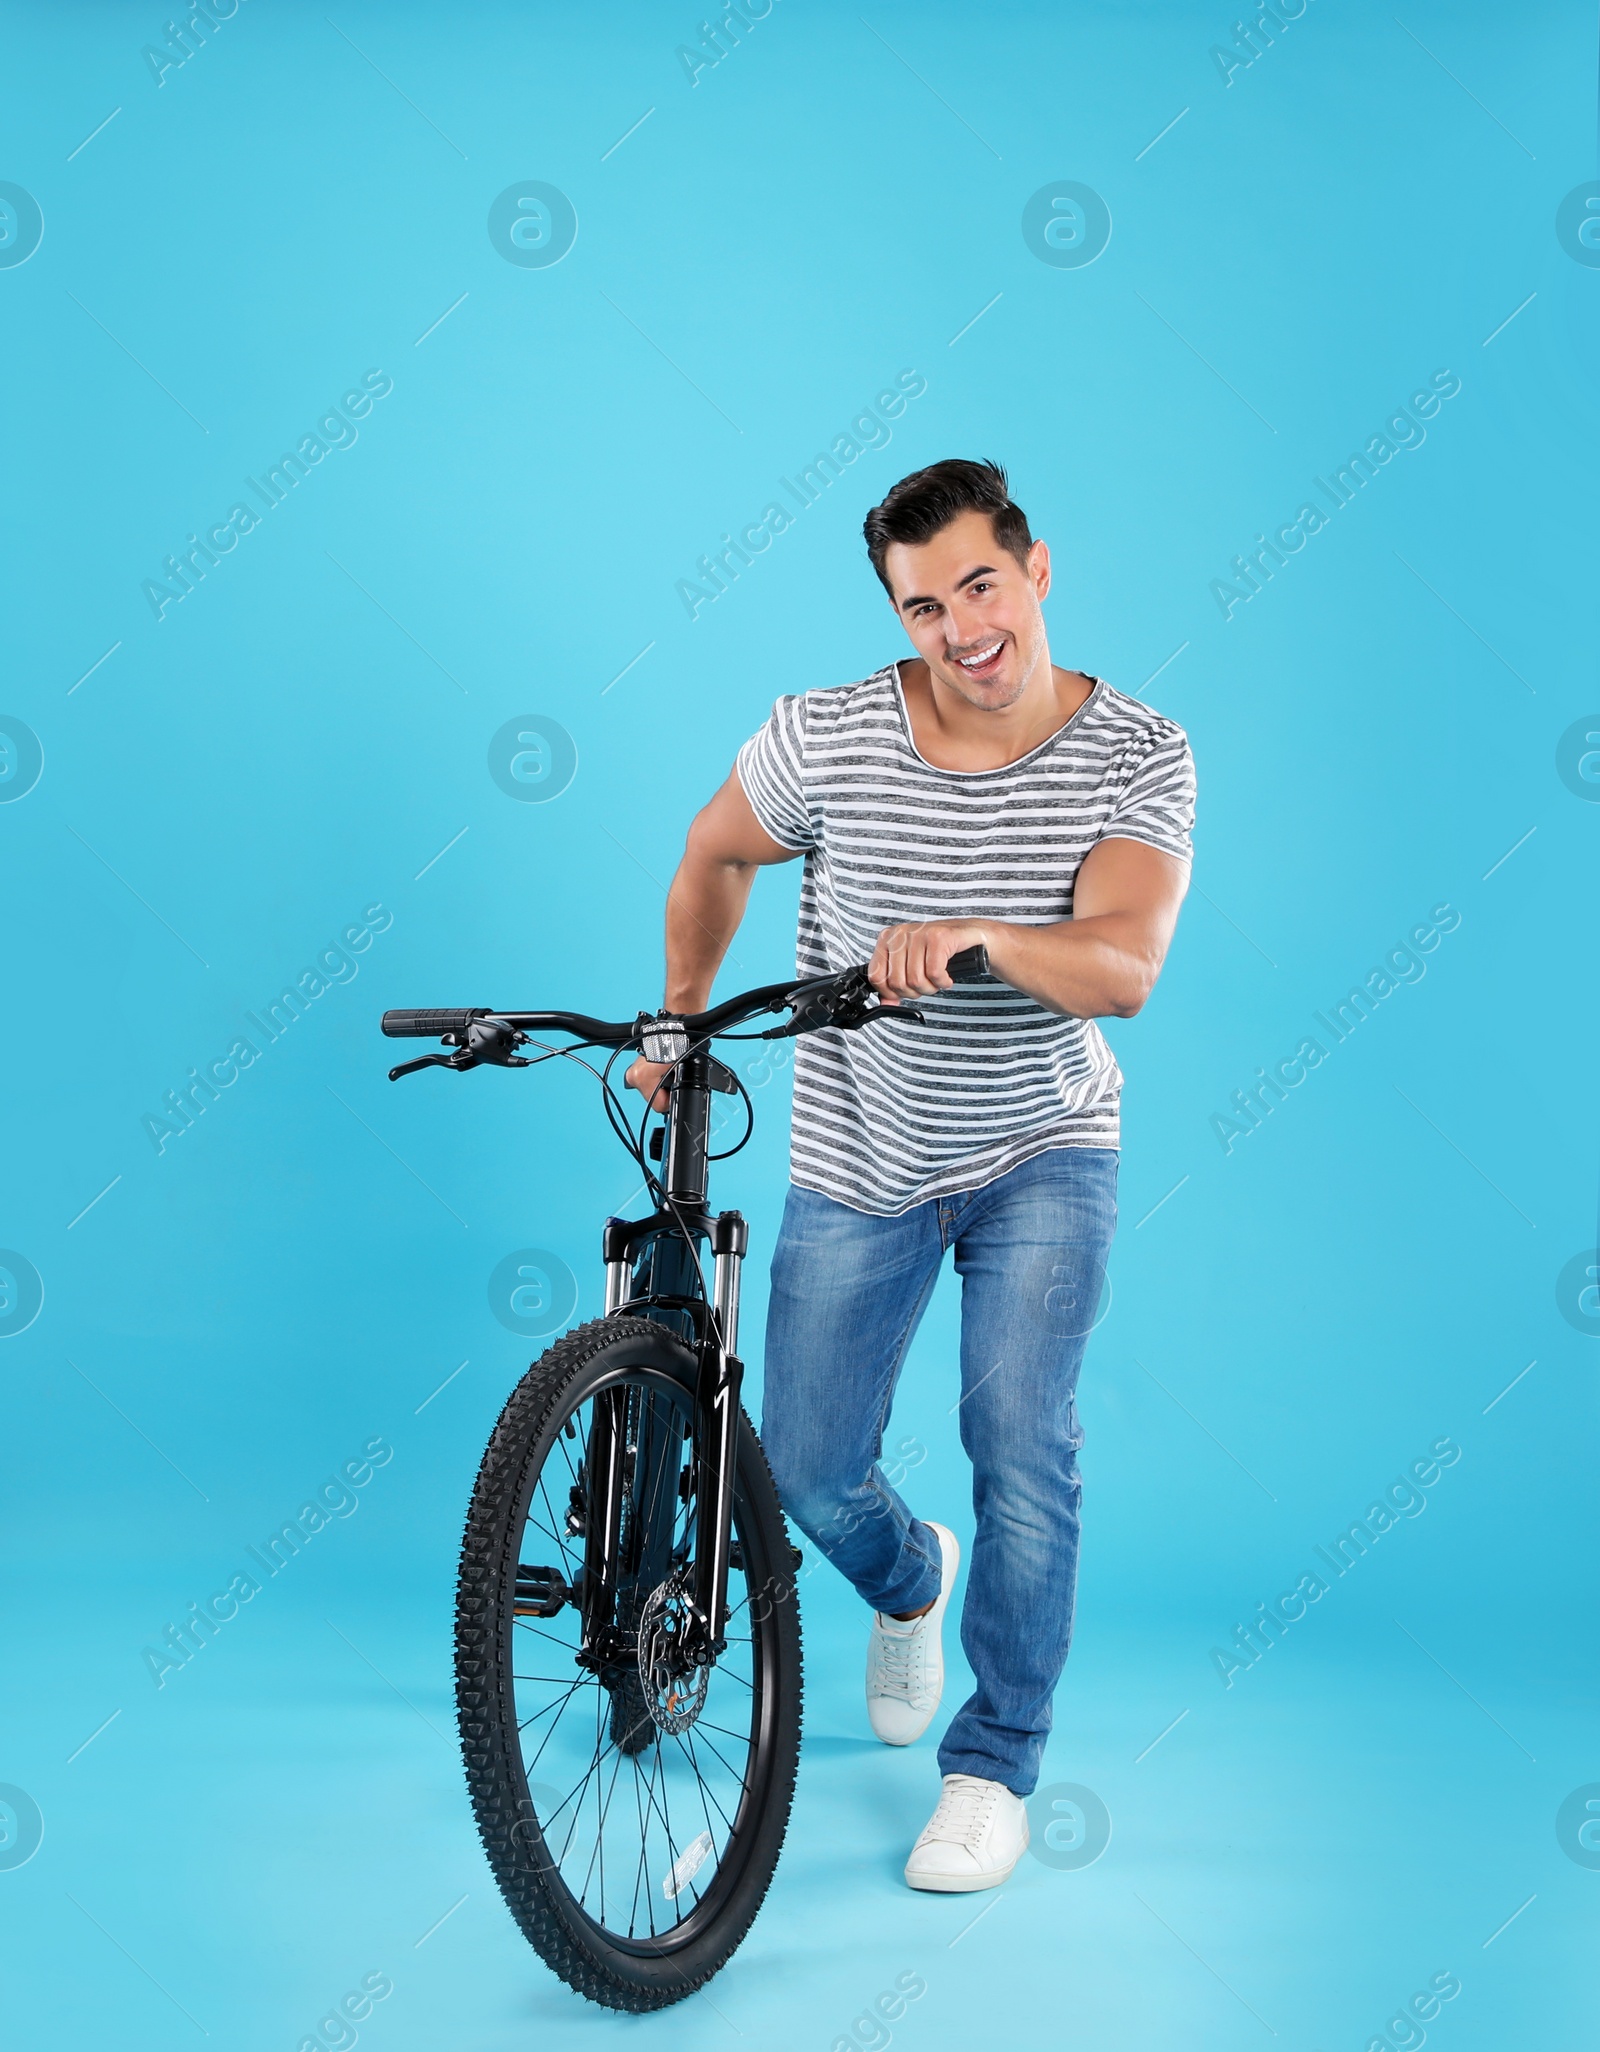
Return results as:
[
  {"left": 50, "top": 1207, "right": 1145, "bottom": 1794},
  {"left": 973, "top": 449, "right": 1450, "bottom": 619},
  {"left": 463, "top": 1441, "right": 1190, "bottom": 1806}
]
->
[{"left": 583, "top": 1048, "right": 747, "bottom": 1671}]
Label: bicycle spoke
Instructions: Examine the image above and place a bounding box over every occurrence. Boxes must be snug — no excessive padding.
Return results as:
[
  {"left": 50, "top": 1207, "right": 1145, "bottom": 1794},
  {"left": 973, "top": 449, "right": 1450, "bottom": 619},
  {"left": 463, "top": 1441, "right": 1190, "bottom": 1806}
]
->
[
  {"left": 692, "top": 1717, "right": 756, "bottom": 1747},
  {"left": 634, "top": 1726, "right": 686, "bottom": 1921},
  {"left": 521, "top": 1504, "right": 567, "bottom": 1553},
  {"left": 574, "top": 1722, "right": 611, "bottom": 1907},
  {"left": 636, "top": 1735, "right": 674, "bottom": 1940},
  {"left": 533, "top": 1472, "right": 569, "bottom": 1551},
  {"left": 542, "top": 1712, "right": 659, "bottom": 1847},
  {"left": 665, "top": 1742, "right": 717, "bottom": 1914},
  {"left": 554, "top": 1425, "right": 583, "bottom": 1492},
  {"left": 630, "top": 1749, "right": 656, "bottom": 1940},
  {"left": 554, "top": 1692, "right": 606, "bottom": 1871},
  {"left": 596, "top": 1742, "right": 632, "bottom": 1929},
  {"left": 517, "top": 1700, "right": 582, "bottom": 1740},
  {"left": 524, "top": 1677, "right": 589, "bottom": 1778},
  {"left": 680, "top": 1719, "right": 747, "bottom": 1794},
  {"left": 692, "top": 1722, "right": 748, "bottom": 1812},
  {"left": 581, "top": 1740, "right": 628, "bottom": 1915},
  {"left": 512, "top": 1614, "right": 579, "bottom": 1639},
  {"left": 720, "top": 1572, "right": 757, "bottom": 1622},
  {"left": 515, "top": 1621, "right": 583, "bottom": 1655},
  {"left": 674, "top": 1725, "right": 736, "bottom": 1839}
]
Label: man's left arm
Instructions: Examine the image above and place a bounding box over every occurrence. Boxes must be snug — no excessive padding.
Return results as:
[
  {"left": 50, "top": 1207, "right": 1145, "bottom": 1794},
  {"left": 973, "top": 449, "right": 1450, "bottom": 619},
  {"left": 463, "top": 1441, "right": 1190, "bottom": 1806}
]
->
[{"left": 867, "top": 836, "right": 1190, "bottom": 1019}]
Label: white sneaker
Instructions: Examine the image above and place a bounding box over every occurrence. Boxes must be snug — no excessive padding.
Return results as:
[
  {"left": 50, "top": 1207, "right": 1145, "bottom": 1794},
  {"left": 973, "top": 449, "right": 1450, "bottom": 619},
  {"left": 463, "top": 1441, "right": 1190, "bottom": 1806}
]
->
[
  {"left": 904, "top": 1773, "right": 1029, "bottom": 1892},
  {"left": 865, "top": 1522, "right": 959, "bottom": 1746}
]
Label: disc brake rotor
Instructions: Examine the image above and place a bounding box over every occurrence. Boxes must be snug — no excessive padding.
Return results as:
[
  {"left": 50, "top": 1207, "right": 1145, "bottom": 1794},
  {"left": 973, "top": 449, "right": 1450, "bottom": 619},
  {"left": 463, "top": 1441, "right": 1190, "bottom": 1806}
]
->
[{"left": 636, "top": 1575, "right": 711, "bottom": 1735}]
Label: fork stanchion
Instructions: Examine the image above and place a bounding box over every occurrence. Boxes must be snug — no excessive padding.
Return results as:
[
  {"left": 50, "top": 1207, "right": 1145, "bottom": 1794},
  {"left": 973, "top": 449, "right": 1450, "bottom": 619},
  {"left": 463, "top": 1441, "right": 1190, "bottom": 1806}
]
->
[
  {"left": 710, "top": 1210, "right": 748, "bottom": 1356},
  {"left": 601, "top": 1217, "right": 633, "bottom": 1315}
]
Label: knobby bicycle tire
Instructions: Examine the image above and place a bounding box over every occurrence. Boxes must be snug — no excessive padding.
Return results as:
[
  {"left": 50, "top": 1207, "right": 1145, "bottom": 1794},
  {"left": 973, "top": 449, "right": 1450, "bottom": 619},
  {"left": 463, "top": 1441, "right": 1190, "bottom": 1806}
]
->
[{"left": 455, "top": 1316, "right": 802, "bottom": 2011}]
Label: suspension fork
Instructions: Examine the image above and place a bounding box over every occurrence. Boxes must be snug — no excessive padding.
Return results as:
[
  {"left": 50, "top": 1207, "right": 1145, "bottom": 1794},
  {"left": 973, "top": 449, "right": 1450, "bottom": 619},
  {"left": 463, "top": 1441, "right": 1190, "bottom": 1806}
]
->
[
  {"left": 588, "top": 1038, "right": 751, "bottom": 1662},
  {"left": 586, "top": 1217, "right": 695, "bottom": 1660},
  {"left": 691, "top": 1209, "right": 748, "bottom": 1661},
  {"left": 590, "top": 1206, "right": 754, "bottom": 1658},
  {"left": 578, "top": 1384, "right": 628, "bottom": 1663}
]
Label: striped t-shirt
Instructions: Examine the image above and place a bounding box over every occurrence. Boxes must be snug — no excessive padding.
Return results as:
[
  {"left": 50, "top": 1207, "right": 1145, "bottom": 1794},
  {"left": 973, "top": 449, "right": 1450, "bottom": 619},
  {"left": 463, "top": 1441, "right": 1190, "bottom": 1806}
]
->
[{"left": 735, "top": 662, "right": 1195, "bottom": 1215}]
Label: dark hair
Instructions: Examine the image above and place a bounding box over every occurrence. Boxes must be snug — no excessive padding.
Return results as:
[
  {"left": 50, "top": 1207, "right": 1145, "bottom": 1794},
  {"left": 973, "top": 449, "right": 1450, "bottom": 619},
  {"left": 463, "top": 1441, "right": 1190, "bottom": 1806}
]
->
[{"left": 862, "top": 458, "right": 1033, "bottom": 595}]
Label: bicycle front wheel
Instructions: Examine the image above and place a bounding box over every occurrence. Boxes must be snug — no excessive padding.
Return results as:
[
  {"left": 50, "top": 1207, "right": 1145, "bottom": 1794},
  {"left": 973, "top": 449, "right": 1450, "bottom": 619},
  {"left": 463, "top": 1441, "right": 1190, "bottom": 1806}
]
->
[{"left": 455, "top": 1316, "right": 802, "bottom": 2011}]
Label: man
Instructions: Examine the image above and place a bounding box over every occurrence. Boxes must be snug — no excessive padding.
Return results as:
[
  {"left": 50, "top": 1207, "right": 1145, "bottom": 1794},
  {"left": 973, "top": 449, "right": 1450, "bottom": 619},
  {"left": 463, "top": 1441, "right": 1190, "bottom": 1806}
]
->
[{"left": 627, "top": 459, "right": 1194, "bottom": 1892}]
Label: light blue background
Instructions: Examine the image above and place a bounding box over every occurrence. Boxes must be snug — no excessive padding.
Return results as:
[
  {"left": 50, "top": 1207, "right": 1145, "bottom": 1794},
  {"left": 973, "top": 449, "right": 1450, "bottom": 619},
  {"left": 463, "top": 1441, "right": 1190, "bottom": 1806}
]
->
[{"left": 3, "top": 2, "right": 1596, "bottom": 2045}]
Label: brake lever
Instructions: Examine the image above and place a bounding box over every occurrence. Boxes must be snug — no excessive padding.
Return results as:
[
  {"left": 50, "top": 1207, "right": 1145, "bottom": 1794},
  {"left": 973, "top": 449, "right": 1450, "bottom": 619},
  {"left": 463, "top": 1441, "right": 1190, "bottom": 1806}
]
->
[
  {"left": 388, "top": 1050, "right": 482, "bottom": 1081},
  {"left": 830, "top": 965, "right": 924, "bottom": 1031},
  {"left": 851, "top": 1001, "right": 924, "bottom": 1028},
  {"left": 388, "top": 1013, "right": 535, "bottom": 1082},
  {"left": 762, "top": 965, "right": 926, "bottom": 1038}
]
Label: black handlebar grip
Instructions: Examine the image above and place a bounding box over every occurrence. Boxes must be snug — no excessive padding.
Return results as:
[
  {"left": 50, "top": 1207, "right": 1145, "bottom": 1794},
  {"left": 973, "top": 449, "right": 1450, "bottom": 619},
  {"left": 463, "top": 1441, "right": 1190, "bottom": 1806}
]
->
[
  {"left": 945, "top": 944, "right": 991, "bottom": 983},
  {"left": 381, "top": 1008, "right": 486, "bottom": 1039}
]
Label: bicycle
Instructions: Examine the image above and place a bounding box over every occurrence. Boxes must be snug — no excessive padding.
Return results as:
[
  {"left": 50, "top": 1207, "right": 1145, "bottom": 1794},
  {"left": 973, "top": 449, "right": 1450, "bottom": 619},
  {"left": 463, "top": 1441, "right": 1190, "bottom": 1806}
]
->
[{"left": 379, "top": 943, "right": 989, "bottom": 2010}]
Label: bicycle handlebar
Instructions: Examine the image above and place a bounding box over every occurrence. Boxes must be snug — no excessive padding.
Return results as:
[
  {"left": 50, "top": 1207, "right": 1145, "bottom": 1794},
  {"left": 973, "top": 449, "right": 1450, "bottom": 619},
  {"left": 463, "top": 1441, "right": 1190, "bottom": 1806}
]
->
[{"left": 379, "top": 943, "right": 993, "bottom": 1065}]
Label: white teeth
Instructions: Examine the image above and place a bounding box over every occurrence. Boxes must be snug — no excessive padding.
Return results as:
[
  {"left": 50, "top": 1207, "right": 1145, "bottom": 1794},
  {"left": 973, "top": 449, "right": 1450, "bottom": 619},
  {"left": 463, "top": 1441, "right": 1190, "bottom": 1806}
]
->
[{"left": 957, "top": 641, "right": 1003, "bottom": 669}]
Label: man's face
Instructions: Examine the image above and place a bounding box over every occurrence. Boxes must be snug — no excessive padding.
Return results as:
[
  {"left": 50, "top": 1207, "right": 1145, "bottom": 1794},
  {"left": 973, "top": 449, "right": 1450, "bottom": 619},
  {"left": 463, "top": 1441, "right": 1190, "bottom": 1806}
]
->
[{"left": 883, "top": 508, "right": 1052, "bottom": 710}]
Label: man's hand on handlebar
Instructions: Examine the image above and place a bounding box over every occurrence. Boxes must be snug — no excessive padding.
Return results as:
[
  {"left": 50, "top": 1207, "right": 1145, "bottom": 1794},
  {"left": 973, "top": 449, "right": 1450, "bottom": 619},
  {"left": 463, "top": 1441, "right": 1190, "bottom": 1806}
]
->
[{"left": 870, "top": 920, "right": 992, "bottom": 1002}]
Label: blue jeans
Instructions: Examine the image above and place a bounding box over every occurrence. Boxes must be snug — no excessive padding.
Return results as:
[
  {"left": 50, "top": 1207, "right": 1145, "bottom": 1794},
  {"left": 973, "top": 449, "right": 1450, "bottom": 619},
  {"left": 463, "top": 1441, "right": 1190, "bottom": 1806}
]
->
[{"left": 760, "top": 1146, "right": 1118, "bottom": 1797}]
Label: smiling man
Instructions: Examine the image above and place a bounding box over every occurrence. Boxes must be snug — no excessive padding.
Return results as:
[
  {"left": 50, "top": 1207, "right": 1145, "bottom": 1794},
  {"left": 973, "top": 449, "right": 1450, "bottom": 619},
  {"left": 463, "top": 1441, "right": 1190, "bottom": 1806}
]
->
[{"left": 628, "top": 458, "right": 1195, "bottom": 1892}]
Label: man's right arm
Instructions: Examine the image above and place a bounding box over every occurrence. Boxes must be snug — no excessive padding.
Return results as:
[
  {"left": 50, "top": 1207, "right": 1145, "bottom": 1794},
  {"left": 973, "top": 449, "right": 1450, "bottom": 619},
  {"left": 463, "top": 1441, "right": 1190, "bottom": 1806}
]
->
[{"left": 625, "top": 769, "right": 800, "bottom": 1104}]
